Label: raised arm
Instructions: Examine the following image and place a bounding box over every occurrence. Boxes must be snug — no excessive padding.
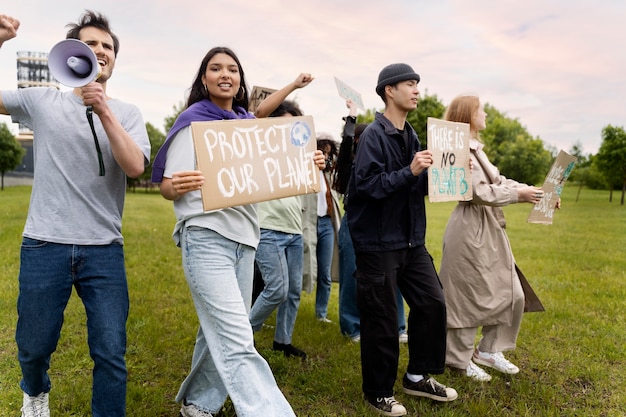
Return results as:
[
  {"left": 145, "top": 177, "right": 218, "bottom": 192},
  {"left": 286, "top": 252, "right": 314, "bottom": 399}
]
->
[
  {"left": 0, "top": 14, "right": 20, "bottom": 115},
  {"left": 0, "top": 14, "right": 19, "bottom": 48},
  {"left": 254, "top": 73, "right": 314, "bottom": 118}
]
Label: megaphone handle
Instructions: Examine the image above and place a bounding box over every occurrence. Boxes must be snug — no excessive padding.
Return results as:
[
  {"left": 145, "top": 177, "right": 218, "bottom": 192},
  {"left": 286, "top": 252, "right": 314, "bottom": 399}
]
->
[{"left": 86, "top": 106, "right": 106, "bottom": 176}]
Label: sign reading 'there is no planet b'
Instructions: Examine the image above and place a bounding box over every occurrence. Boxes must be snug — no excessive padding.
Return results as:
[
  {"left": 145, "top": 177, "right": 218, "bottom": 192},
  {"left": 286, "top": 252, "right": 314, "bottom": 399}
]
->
[{"left": 427, "top": 117, "right": 472, "bottom": 202}]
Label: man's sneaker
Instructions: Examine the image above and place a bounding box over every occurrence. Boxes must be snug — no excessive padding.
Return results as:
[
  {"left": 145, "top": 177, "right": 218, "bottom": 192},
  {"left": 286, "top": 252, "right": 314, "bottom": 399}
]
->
[
  {"left": 273, "top": 341, "right": 307, "bottom": 359},
  {"left": 316, "top": 316, "right": 332, "bottom": 323},
  {"left": 180, "top": 400, "right": 213, "bottom": 417},
  {"left": 351, "top": 334, "right": 361, "bottom": 343},
  {"left": 466, "top": 360, "right": 492, "bottom": 382},
  {"left": 364, "top": 395, "right": 407, "bottom": 416},
  {"left": 473, "top": 349, "right": 520, "bottom": 374},
  {"left": 402, "top": 374, "right": 458, "bottom": 402},
  {"left": 21, "top": 392, "right": 50, "bottom": 417},
  {"left": 398, "top": 332, "right": 408, "bottom": 344}
]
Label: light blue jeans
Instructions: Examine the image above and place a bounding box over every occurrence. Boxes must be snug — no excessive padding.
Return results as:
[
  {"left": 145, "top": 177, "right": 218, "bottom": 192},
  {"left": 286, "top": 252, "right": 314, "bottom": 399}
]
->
[
  {"left": 16, "top": 238, "right": 128, "bottom": 417},
  {"left": 315, "top": 215, "right": 334, "bottom": 319},
  {"left": 250, "top": 229, "right": 303, "bottom": 345},
  {"left": 176, "top": 227, "right": 295, "bottom": 417}
]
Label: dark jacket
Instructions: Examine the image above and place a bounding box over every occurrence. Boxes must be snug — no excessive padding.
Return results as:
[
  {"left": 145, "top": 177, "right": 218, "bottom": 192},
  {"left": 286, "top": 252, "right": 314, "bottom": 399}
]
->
[{"left": 345, "top": 112, "right": 428, "bottom": 252}]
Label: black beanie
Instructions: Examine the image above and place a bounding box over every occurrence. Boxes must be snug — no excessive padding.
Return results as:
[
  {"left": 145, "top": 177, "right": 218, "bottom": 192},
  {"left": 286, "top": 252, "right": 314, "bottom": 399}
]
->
[{"left": 375, "top": 63, "right": 420, "bottom": 98}]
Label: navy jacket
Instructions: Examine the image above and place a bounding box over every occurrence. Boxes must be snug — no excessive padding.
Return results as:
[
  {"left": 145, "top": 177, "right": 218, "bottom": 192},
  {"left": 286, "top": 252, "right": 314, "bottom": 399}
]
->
[{"left": 345, "top": 112, "right": 428, "bottom": 252}]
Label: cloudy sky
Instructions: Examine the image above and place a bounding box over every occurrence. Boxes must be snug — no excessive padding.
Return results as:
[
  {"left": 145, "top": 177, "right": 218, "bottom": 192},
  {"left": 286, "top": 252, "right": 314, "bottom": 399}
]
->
[{"left": 2, "top": 0, "right": 624, "bottom": 155}]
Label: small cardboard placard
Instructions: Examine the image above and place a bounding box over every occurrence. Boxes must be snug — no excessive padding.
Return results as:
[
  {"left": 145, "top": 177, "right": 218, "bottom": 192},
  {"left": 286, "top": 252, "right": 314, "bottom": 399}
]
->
[
  {"left": 192, "top": 116, "right": 320, "bottom": 211},
  {"left": 527, "top": 150, "right": 577, "bottom": 224},
  {"left": 427, "top": 117, "right": 472, "bottom": 202},
  {"left": 334, "top": 77, "right": 365, "bottom": 110},
  {"left": 248, "top": 85, "right": 278, "bottom": 113}
]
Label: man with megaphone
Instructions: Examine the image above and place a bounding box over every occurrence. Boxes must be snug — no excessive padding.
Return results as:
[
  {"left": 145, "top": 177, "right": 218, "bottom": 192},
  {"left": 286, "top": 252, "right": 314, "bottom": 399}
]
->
[{"left": 0, "top": 10, "right": 150, "bottom": 417}]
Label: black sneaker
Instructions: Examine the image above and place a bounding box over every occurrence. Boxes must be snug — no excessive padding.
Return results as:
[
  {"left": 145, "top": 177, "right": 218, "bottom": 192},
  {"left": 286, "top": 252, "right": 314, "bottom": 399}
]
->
[
  {"left": 364, "top": 395, "right": 407, "bottom": 416},
  {"left": 402, "top": 374, "right": 458, "bottom": 402},
  {"left": 272, "top": 341, "right": 307, "bottom": 359}
]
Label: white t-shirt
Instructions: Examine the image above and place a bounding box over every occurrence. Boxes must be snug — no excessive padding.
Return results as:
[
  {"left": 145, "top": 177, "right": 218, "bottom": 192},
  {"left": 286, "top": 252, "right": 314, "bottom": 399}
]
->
[{"left": 163, "top": 126, "right": 259, "bottom": 249}]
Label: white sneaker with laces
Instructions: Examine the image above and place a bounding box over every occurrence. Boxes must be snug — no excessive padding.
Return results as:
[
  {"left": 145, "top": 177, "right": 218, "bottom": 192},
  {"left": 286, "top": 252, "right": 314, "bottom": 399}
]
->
[
  {"left": 398, "top": 332, "right": 408, "bottom": 343},
  {"left": 466, "top": 360, "right": 492, "bottom": 381},
  {"left": 21, "top": 392, "right": 50, "bottom": 417},
  {"left": 473, "top": 349, "right": 520, "bottom": 374},
  {"left": 180, "top": 401, "right": 214, "bottom": 417}
]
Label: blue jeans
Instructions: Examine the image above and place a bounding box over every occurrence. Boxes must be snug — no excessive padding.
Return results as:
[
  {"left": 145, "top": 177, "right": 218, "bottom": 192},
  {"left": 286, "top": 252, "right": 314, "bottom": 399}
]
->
[
  {"left": 16, "top": 238, "right": 128, "bottom": 417},
  {"left": 176, "top": 227, "right": 295, "bottom": 417},
  {"left": 315, "top": 215, "right": 334, "bottom": 319},
  {"left": 250, "top": 229, "right": 303, "bottom": 345},
  {"left": 338, "top": 216, "right": 407, "bottom": 338}
]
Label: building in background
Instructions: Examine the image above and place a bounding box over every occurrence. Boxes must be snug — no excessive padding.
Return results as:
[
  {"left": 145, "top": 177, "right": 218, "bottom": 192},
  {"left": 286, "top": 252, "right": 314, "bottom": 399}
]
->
[{"left": 10, "top": 51, "right": 59, "bottom": 177}]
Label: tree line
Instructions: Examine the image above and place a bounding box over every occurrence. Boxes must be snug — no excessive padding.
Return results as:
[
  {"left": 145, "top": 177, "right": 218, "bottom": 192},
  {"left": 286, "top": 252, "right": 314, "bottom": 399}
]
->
[{"left": 2, "top": 95, "right": 625, "bottom": 204}]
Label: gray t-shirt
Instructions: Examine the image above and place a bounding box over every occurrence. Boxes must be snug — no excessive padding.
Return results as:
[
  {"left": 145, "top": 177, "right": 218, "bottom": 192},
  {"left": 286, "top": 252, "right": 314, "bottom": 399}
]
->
[
  {"left": 2, "top": 87, "right": 150, "bottom": 245},
  {"left": 163, "top": 126, "right": 259, "bottom": 249}
]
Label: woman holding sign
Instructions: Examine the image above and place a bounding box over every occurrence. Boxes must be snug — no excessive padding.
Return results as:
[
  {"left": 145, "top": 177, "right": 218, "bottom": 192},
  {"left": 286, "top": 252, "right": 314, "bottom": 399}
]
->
[
  {"left": 439, "top": 95, "right": 548, "bottom": 382},
  {"left": 151, "top": 47, "right": 297, "bottom": 417}
]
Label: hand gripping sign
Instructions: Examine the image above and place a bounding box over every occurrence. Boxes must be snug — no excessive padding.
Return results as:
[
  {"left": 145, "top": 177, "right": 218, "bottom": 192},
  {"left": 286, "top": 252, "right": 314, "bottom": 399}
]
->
[{"left": 527, "top": 150, "right": 577, "bottom": 224}]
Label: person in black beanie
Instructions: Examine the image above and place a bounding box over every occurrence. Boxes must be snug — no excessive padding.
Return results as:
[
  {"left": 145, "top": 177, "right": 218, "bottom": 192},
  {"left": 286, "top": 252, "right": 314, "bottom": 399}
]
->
[{"left": 345, "top": 63, "right": 458, "bottom": 416}]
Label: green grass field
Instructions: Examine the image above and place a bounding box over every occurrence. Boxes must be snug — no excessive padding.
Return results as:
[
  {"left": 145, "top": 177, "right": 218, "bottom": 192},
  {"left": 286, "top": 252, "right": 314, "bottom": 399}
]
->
[{"left": 1, "top": 185, "right": 624, "bottom": 416}]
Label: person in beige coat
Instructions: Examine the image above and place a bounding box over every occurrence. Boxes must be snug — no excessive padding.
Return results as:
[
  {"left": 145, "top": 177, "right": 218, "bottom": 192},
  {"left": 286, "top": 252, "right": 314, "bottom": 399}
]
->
[{"left": 439, "top": 95, "right": 552, "bottom": 382}]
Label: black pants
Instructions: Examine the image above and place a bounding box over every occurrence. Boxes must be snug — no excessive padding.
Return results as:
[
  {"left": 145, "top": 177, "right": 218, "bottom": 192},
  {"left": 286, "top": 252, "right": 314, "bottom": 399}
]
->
[{"left": 355, "top": 245, "right": 446, "bottom": 398}]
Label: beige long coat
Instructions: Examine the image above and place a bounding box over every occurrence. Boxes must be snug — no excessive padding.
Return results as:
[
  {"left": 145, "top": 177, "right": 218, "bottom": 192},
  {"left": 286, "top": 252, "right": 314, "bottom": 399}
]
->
[
  {"left": 439, "top": 139, "right": 525, "bottom": 329},
  {"left": 301, "top": 171, "right": 342, "bottom": 293}
]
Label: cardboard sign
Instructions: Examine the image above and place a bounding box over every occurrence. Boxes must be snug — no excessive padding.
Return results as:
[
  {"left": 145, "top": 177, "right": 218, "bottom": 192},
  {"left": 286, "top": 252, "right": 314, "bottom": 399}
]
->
[
  {"left": 192, "top": 116, "right": 320, "bottom": 211},
  {"left": 334, "top": 77, "right": 365, "bottom": 110},
  {"left": 528, "top": 150, "right": 577, "bottom": 224},
  {"left": 427, "top": 117, "right": 472, "bottom": 202},
  {"left": 248, "top": 85, "right": 278, "bottom": 113}
]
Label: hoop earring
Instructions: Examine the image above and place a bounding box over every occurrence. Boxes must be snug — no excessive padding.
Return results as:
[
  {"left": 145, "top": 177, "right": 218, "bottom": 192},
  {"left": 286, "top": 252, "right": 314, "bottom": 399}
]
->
[{"left": 235, "top": 86, "right": 245, "bottom": 101}]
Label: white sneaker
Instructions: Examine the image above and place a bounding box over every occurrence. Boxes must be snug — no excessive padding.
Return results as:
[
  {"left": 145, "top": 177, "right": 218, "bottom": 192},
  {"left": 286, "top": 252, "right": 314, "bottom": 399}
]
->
[
  {"left": 398, "top": 332, "right": 408, "bottom": 343},
  {"left": 317, "top": 317, "right": 332, "bottom": 323},
  {"left": 473, "top": 349, "right": 520, "bottom": 374},
  {"left": 21, "top": 392, "right": 50, "bottom": 417},
  {"left": 180, "top": 401, "right": 214, "bottom": 417},
  {"left": 466, "top": 360, "right": 492, "bottom": 381},
  {"left": 351, "top": 334, "right": 361, "bottom": 343}
]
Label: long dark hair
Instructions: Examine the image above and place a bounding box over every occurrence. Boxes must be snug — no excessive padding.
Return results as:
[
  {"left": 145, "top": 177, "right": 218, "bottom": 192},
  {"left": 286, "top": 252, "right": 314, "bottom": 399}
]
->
[
  {"left": 65, "top": 10, "right": 119, "bottom": 56},
  {"left": 333, "top": 123, "right": 367, "bottom": 194},
  {"left": 186, "top": 46, "right": 249, "bottom": 110},
  {"left": 270, "top": 100, "right": 302, "bottom": 117}
]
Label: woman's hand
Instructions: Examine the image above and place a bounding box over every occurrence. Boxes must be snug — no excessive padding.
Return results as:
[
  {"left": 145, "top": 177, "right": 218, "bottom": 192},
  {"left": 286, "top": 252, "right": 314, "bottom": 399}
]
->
[
  {"left": 293, "top": 73, "right": 314, "bottom": 89},
  {"left": 172, "top": 170, "right": 204, "bottom": 194},
  {"left": 160, "top": 170, "right": 204, "bottom": 200},
  {"left": 313, "top": 149, "right": 326, "bottom": 170},
  {"left": 518, "top": 185, "right": 544, "bottom": 204}
]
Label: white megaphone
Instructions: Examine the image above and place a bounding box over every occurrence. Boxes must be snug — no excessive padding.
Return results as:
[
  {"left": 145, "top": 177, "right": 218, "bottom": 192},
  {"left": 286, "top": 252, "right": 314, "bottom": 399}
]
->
[{"left": 48, "top": 39, "right": 101, "bottom": 88}]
